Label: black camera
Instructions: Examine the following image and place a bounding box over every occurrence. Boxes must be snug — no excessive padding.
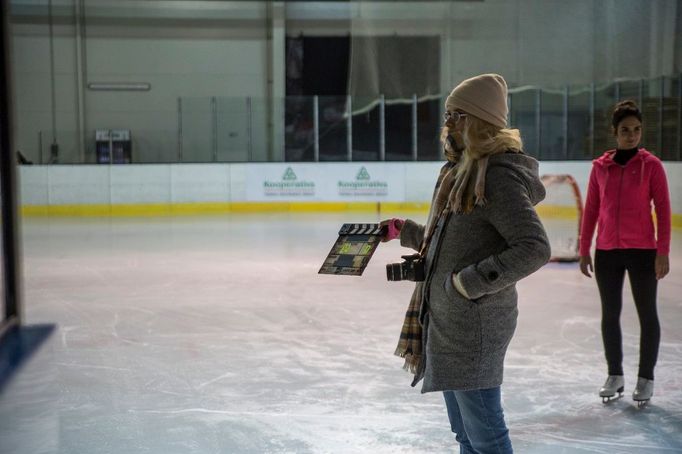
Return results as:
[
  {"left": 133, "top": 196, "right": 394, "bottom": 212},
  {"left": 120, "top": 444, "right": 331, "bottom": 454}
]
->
[{"left": 386, "top": 253, "right": 426, "bottom": 282}]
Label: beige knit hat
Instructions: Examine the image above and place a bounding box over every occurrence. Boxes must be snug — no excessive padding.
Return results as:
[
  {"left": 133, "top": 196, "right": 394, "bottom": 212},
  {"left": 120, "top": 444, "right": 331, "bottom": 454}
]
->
[{"left": 445, "top": 74, "right": 508, "bottom": 129}]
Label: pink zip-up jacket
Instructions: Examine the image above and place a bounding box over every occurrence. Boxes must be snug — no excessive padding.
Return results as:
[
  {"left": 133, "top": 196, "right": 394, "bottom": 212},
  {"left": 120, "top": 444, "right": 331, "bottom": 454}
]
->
[{"left": 579, "top": 148, "right": 671, "bottom": 256}]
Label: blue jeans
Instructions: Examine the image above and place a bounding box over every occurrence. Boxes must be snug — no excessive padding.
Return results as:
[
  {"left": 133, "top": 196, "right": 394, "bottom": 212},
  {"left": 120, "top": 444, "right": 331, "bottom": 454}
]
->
[{"left": 443, "top": 387, "right": 513, "bottom": 454}]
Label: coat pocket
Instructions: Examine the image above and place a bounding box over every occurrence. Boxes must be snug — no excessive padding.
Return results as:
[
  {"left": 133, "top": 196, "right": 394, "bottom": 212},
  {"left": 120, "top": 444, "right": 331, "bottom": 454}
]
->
[
  {"left": 443, "top": 272, "right": 476, "bottom": 311},
  {"left": 424, "top": 273, "right": 482, "bottom": 354}
]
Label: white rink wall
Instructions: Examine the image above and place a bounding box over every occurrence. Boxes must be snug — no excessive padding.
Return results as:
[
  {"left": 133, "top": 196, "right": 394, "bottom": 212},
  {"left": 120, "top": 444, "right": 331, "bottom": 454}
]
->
[{"left": 17, "top": 161, "right": 682, "bottom": 214}]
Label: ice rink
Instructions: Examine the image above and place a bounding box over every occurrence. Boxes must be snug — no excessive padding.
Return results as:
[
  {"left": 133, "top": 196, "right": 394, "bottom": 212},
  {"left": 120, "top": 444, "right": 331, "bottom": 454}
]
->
[{"left": 1, "top": 213, "right": 681, "bottom": 453}]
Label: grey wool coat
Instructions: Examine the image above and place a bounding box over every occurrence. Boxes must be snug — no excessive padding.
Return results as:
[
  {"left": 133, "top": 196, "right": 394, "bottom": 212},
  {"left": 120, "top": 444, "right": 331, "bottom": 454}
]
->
[{"left": 400, "top": 152, "right": 551, "bottom": 393}]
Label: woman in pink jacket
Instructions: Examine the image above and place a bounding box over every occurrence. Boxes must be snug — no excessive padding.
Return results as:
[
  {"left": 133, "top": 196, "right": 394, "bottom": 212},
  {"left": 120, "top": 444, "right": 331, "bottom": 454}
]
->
[{"left": 579, "top": 100, "right": 671, "bottom": 406}]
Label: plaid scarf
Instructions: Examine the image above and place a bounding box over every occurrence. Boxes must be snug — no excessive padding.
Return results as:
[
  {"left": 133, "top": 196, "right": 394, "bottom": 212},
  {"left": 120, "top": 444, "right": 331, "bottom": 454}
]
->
[
  {"left": 394, "top": 142, "right": 515, "bottom": 377},
  {"left": 394, "top": 159, "right": 458, "bottom": 373}
]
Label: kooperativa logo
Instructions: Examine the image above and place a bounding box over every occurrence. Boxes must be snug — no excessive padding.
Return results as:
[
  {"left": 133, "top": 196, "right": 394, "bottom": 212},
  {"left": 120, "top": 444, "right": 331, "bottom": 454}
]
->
[
  {"left": 263, "top": 167, "right": 315, "bottom": 196},
  {"left": 338, "top": 166, "right": 388, "bottom": 197},
  {"left": 282, "top": 167, "right": 298, "bottom": 181},
  {"left": 355, "top": 167, "right": 371, "bottom": 181}
]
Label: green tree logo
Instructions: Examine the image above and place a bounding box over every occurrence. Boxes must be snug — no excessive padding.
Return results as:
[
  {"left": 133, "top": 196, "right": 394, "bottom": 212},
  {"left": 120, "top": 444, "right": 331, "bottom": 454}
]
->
[
  {"left": 356, "top": 167, "right": 371, "bottom": 181},
  {"left": 282, "top": 167, "right": 297, "bottom": 181}
]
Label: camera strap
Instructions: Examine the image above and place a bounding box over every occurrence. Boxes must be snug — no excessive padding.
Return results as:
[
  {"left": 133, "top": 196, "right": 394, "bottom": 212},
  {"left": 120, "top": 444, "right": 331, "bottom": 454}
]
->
[
  {"left": 419, "top": 160, "right": 457, "bottom": 256},
  {"left": 419, "top": 204, "right": 450, "bottom": 257}
]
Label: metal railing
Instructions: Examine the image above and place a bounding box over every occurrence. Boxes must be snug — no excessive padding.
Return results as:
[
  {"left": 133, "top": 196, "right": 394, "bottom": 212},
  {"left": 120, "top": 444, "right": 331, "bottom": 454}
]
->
[{"left": 30, "top": 73, "right": 682, "bottom": 164}]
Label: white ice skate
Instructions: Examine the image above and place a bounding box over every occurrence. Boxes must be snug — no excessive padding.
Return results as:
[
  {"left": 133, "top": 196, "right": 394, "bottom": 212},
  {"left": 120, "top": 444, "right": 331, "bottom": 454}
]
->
[
  {"left": 632, "top": 377, "right": 653, "bottom": 407},
  {"left": 599, "top": 375, "right": 624, "bottom": 403}
]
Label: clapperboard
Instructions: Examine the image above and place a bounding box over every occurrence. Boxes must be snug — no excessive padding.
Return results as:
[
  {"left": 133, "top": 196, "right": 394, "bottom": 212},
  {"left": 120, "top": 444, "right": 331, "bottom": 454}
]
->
[{"left": 318, "top": 223, "right": 387, "bottom": 276}]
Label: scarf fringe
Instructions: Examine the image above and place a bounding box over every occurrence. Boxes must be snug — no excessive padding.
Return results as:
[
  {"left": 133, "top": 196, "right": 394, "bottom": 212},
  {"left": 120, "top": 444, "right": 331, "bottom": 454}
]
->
[
  {"left": 402, "top": 360, "right": 420, "bottom": 374},
  {"left": 394, "top": 348, "right": 422, "bottom": 374}
]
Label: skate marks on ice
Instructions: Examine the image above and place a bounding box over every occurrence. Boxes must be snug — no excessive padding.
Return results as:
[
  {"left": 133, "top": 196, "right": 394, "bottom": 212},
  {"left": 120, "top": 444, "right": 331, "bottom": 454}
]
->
[
  {"left": 510, "top": 403, "right": 682, "bottom": 454},
  {"left": 505, "top": 265, "right": 682, "bottom": 453},
  {"left": 4, "top": 215, "right": 682, "bottom": 453}
]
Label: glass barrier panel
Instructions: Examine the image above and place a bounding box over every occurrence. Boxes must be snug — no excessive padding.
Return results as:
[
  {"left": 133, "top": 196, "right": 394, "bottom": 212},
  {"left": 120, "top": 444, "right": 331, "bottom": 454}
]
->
[
  {"left": 385, "top": 99, "right": 414, "bottom": 161},
  {"left": 37, "top": 130, "right": 81, "bottom": 164},
  {"left": 247, "top": 97, "right": 272, "bottom": 162},
  {"left": 417, "top": 98, "right": 442, "bottom": 161},
  {"left": 509, "top": 88, "right": 538, "bottom": 158},
  {"left": 27, "top": 76, "right": 682, "bottom": 165},
  {"left": 593, "top": 82, "right": 617, "bottom": 157},
  {"left": 661, "top": 76, "right": 679, "bottom": 161},
  {"left": 640, "top": 78, "right": 661, "bottom": 156},
  {"left": 180, "top": 97, "right": 213, "bottom": 163},
  {"left": 539, "top": 88, "right": 565, "bottom": 160},
  {"left": 285, "top": 96, "right": 315, "bottom": 162},
  {"left": 127, "top": 130, "right": 177, "bottom": 163},
  {"left": 618, "top": 80, "right": 642, "bottom": 104},
  {"left": 350, "top": 96, "right": 381, "bottom": 161},
  {"left": 216, "top": 97, "right": 250, "bottom": 162},
  {"left": 318, "top": 96, "right": 349, "bottom": 161},
  {"left": 567, "top": 85, "right": 591, "bottom": 160}
]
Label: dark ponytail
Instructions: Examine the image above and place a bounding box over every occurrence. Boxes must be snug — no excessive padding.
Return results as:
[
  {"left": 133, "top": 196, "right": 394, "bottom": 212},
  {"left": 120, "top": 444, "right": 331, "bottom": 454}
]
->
[{"left": 611, "top": 100, "right": 642, "bottom": 130}]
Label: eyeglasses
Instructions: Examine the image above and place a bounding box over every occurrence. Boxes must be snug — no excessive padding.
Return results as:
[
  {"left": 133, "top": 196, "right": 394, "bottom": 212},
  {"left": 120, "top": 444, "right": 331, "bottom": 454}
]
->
[{"left": 443, "top": 111, "right": 467, "bottom": 123}]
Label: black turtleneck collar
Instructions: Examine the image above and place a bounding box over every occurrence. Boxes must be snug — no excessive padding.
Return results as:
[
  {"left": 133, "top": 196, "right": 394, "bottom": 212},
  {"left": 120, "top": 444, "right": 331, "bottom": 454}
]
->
[{"left": 613, "top": 147, "right": 638, "bottom": 166}]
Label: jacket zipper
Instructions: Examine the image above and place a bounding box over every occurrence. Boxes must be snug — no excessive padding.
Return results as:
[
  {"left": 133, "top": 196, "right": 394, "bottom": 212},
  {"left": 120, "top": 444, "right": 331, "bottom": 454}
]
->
[{"left": 616, "top": 166, "right": 624, "bottom": 245}]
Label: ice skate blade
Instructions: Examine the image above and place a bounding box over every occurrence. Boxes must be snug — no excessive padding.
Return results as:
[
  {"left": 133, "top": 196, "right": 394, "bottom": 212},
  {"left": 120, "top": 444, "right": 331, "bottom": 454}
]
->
[
  {"left": 634, "top": 399, "right": 650, "bottom": 408},
  {"left": 601, "top": 391, "right": 623, "bottom": 404}
]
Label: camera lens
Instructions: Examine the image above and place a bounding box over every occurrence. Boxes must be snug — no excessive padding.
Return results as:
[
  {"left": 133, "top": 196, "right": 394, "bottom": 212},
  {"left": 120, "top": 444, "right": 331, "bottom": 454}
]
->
[{"left": 386, "top": 263, "right": 402, "bottom": 281}]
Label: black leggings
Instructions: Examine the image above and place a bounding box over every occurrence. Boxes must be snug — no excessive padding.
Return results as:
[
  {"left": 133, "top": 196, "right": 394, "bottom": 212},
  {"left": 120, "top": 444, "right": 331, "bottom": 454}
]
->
[{"left": 594, "top": 249, "right": 659, "bottom": 380}]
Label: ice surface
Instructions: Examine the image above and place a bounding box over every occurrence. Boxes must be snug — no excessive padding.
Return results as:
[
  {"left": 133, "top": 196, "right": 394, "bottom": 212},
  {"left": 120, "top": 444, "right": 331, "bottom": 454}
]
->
[{"left": 1, "top": 213, "right": 680, "bottom": 453}]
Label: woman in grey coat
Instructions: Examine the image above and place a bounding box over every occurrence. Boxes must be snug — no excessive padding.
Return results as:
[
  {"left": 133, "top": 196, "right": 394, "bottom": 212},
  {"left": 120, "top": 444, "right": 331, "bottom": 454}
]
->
[{"left": 385, "top": 74, "right": 550, "bottom": 454}]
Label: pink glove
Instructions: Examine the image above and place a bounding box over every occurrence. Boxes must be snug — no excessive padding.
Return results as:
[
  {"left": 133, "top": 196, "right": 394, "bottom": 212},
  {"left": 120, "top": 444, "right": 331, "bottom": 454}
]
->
[{"left": 382, "top": 218, "right": 404, "bottom": 242}]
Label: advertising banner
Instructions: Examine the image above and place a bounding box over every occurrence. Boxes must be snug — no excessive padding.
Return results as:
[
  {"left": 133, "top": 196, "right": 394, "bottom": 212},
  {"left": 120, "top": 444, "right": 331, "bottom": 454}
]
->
[
  {"left": 246, "top": 164, "right": 319, "bottom": 201},
  {"left": 334, "top": 164, "right": 404, "bottom": 201},
  {"left": 246, "top": 163, "right": 405, "bottom": 202}
]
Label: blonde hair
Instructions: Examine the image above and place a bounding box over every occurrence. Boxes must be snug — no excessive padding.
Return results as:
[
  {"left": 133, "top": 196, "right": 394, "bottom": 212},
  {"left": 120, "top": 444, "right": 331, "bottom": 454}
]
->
[
  {"left": 440, "top": 126, "right": 461, "bottom": 163},
  {"left": 463, "top": 116, "right": 521, "bottom": 156},
  {"left": 446, "top": 115, "right": 523, "bottom": 213}
]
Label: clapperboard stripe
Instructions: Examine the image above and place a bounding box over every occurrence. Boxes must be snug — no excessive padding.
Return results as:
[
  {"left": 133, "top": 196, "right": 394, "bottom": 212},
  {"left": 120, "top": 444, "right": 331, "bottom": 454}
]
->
[
  {"left": 339, "top": 223, "right": 383, "bottom": 236},
  {"left": 351, "top": 223, "right": 381, "bottom": 235}
]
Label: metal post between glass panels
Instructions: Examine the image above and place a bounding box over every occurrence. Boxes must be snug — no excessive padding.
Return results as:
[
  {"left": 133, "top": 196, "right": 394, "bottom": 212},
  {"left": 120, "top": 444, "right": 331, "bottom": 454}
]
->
[
  {"left": 246, "top": 97, "right": 253, "bottom": 162},
  {"left": 614, "top": 81, "right": 620, "bottom": 101},
  {"left": 412, "top": 94, "right": 418, "bottom": 161},
  {"left": 658, "top": 76, "right": 663, "bottom": 155},
  {"left": 346, "top": 95, "right": 352, "bottom": 161},
  {"left": 107, "top": 130, "right": 113, "bottom": 165},
  {"left": 379, "top": 95, "right": 385, "bottom": 161},
  {"left": 313, "top": 95, "right": 319, "bottom": 162},
  {"left": 177, "top": 98, "right": 183, "bottom": 162},
  {"left": 535, "top": 88, "right": 541, "bottom": 159},
  {"left": 589, "top": 83, "right": 595, "bottom": 158},
  {"left": 38, "top": 131, "right": 43, "bottom": 164},
  {"left": 678, "top": 73, "right": 682, "bottom": 161},
  {"left": 563, "top": 85, "right": 569, "bottom": 159},
  {"left": 48, "top": 0, "right": 57, "bottom": 151},
  {"left": 211, "top": 96, "right": 217, "bottom": 162}
]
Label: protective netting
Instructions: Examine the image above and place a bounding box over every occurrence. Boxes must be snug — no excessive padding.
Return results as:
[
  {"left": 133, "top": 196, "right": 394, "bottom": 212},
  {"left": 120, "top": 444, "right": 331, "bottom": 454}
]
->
[{"left": 537, "top": 174, "right": 583, "bottom": 262}]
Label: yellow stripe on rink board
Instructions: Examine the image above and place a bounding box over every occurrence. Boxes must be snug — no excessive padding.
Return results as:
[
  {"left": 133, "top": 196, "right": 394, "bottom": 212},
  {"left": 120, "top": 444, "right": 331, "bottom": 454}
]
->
[
  {"left": 231, "top": 202, "right": 380, "bottom": 213},
  {"left": 20, "top": 202, "right": 430, "bottom": 217},
  {"left": 19, "top": 202, "right": 682, "bottom": 228},
  {"left": 22, "top": 204, "right": 114, "bottom": 217},
  {"left": 22, "top": 203, "right": 224, "bottom": 217},
  {"left": 535, "top": 204, "right": 579, "bottom": 220},
  {"left": 675, "top": 214, "right": 682, "bottom": 229}
]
